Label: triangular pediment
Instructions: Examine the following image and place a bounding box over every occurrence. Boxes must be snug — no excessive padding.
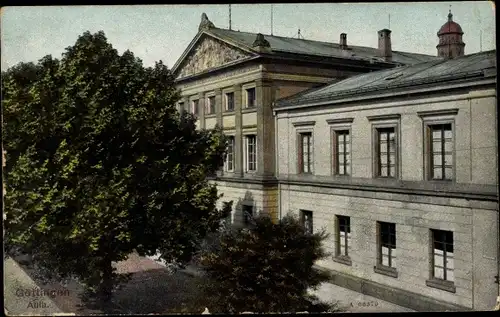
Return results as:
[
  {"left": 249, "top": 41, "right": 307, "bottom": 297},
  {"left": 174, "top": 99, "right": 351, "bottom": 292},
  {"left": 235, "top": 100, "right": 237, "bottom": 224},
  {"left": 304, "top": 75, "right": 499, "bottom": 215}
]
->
[{"left": 174, "top": 33, "right": 255, "bottom": 79}]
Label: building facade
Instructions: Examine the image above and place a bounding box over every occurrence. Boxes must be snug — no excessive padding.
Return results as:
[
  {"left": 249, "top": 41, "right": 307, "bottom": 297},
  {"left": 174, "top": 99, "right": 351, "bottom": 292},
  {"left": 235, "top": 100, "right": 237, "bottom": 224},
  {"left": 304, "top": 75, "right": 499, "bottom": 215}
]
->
[
  {"left": 274, "top": 50, "right": 498, "bottom": 311},
  {"left": 173, "top": 13, "right": 438, "bottom": 226}
]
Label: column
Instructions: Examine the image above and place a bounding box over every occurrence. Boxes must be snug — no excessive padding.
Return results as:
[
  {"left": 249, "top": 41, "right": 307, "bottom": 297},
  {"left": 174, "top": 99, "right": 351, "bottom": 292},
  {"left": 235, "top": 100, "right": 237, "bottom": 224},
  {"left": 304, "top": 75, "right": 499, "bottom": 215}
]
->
[
  {"left": 214, "top": 89, "right": 223, "bottom": 177},
  {"left": 255, "top": 79, "right": 275, "bottom": 177},
  {"left": 198, "top": 92, "right": 205, "bottom": 129},
  {"left": 215, "top": 88, "right": 223, "bottom": 127},
  {"left": 233, "top": 84, "right": 243, "bottom": 177},
  {"left": 183, "top": 96, "right": 190, "bottom": 114}
]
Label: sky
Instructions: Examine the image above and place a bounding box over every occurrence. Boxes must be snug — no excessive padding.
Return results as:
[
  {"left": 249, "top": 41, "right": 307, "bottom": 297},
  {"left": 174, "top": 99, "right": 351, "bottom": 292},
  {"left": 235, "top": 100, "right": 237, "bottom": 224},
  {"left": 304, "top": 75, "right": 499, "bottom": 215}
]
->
[{"left": 1, "top": 2, "right": 496, "bottom": 71}]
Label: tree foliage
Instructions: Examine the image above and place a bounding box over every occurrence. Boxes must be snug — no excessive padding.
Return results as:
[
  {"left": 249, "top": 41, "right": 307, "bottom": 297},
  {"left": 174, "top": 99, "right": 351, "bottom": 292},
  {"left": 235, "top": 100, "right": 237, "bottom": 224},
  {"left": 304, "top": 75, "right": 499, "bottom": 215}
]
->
[
  {"left": 2, "top": 30, "right": 232, "bottom": 301},
  {"left": 199, "top": 214, "right": 337, "bottom": 313}
]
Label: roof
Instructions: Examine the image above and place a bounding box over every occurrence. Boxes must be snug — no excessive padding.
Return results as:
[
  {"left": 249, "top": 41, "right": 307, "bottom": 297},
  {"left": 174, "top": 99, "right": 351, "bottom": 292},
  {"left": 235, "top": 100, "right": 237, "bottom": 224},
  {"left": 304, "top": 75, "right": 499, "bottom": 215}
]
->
[
  {"left": 438, "top": 12, "right": 463, "bottom": 35},
  {"left": 275, "top": 49, "right": 496, "bottom": 109},
  {"left": 207, "top": 27, "right": 440, "bottom": 65}
]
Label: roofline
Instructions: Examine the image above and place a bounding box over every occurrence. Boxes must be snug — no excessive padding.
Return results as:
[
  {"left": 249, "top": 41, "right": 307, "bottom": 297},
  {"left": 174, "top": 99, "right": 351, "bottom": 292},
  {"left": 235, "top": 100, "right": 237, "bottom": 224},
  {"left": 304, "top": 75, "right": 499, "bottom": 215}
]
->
[
  {"left": 174, "top": 56, "right": 261, "bottom": 83},
  {"left": 171, "top": 28, "right": 258, "bottom": 75},
  {"left": 214, "top": 27, "right": 438, "bottom": 60},
  {"left": 273, "top": 76, "right": 496, "bottom": 114}
]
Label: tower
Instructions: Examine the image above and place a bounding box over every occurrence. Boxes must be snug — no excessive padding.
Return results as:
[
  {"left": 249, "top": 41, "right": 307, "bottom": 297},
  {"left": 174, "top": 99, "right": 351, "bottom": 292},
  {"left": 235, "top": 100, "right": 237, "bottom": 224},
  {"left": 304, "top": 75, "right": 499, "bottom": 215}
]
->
[{"left": 436, "top": 10, "right": 465, "bottom": 59}]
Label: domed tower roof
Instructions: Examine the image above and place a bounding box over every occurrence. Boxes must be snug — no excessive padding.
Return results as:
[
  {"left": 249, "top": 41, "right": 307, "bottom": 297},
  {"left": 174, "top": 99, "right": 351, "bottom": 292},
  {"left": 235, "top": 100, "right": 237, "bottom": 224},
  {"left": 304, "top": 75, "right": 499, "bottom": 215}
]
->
[
  {"left": 436, "top": 10, "right": 465, "bottom": 59},
  {"left": 437, "top": 11, "right": 463, "bottom": 35}
]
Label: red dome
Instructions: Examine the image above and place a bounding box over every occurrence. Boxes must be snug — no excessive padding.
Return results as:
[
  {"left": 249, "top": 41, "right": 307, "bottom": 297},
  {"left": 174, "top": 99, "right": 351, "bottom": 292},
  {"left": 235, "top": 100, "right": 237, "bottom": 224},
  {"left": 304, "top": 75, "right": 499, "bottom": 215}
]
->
[
  {"left": 438, "top": 21, "right": 463, "bottom": 35},
  {"left": 437, "top": 12, "right": 463, "bottom": 35}
]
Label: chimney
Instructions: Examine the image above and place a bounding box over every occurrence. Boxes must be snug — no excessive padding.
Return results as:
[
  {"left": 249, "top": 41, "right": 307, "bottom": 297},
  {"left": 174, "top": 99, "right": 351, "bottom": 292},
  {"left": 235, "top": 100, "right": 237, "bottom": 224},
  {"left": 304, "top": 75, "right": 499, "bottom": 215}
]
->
[
  {"left": 340, "top": 33, "right": 347, "bottom": 49},
  {"left": 378, "top": 29, "right": 392, "bottom": 61}
]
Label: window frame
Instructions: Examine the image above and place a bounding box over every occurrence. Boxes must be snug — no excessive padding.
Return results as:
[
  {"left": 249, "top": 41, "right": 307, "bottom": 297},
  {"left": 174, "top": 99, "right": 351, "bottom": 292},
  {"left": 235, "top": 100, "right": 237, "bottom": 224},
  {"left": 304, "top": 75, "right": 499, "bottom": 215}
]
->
[
  {"left": 369, "top": 115, "right": 401, "bottom": 179},
  {"left": 297, "top": 131, "right": 314, "bottom": 174},
  {"left": 374, "top": 221, "right": 398, "bottom": 278},
  {"left": 327, "top": 118, "right": 354, "bottom": 177},
  {"left": 225, "top": 91, "right": 235, "bottom": 112},
  {"left": 242, "top": 204, "right": 253, "bottom": 226},
  {"left": 245, "top": 87, "right": 256, "bottom": 109},
  {"left": 333, "top": 215, "right": 352, "bottom": 266},
  {"left": 225, "top": 135, "right": 235, "bottom": 172},
  {"left": 418, "top": 109, "right": 458, "bottom": 182},
  {"left": 244, "top": 134, "right": 257, "bottom": 173},
  {"left": 206, "top": 93, "right": 216, "bottom": 115},
  {"left": 426, "top": 229, "right": 456, "bottom": 293},
  {"left": 300, "top": 210, "right": 313, "bottom": 235},
  {"left": 191, "top": 99, "right": 199, "bottom": 116}
]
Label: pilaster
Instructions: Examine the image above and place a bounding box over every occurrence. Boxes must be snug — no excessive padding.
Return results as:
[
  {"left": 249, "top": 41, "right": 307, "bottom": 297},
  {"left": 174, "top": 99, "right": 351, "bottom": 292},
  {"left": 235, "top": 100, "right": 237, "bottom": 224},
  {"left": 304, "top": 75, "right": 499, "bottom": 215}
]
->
[
  {"left": 234, "top": 84, "right": 243, "bottom": 177},
  {"left": 255, "top": 79, "right": 275, "bottom": 177},
  {"left": 198, "top": 92, "right": 205, "bottom": 129}
]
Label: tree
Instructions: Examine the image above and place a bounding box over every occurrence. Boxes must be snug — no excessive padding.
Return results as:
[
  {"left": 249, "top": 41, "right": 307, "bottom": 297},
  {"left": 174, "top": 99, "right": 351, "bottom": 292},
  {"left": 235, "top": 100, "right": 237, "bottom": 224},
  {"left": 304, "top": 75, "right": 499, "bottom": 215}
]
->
[
  {"left": 199, "top": 214, "right": 338, "bottom": 313},
  {"left": 2, "top": 30, "right": 232, "bottom": 304}
]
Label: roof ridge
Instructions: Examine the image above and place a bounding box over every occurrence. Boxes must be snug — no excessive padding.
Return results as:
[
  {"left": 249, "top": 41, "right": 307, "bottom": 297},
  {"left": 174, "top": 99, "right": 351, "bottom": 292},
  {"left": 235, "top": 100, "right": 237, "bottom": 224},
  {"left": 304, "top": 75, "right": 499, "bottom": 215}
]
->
[{"left": 213, "top": 27, "right": 438, "bottom": 59}]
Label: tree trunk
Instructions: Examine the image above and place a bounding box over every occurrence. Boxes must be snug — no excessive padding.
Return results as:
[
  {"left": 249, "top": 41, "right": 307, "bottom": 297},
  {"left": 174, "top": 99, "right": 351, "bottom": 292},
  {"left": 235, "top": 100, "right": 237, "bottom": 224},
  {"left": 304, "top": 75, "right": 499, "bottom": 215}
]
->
[{"left": 97, "top": 259, "right": 113, "bottom": 305}]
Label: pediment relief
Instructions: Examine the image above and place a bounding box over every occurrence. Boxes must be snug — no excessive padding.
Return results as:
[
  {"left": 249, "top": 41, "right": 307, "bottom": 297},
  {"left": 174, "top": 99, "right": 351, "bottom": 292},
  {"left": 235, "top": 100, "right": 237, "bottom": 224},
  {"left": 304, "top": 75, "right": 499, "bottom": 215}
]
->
[{"left": 176, "top": 35, "right": 253, "bottom": 79}]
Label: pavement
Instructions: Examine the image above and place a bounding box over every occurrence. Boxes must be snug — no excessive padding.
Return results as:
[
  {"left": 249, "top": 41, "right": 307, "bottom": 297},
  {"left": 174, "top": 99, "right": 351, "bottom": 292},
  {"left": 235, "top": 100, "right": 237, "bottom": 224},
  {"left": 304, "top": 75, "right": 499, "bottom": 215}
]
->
[
  {"left": 148, "top": 254, "right": 416, "bottom": 313},
  {"left": 311, "top": 282, "right": 415, "bottom": 313},
  {"left": 5, "top": 251, "right": 415, "bottom": 315}
]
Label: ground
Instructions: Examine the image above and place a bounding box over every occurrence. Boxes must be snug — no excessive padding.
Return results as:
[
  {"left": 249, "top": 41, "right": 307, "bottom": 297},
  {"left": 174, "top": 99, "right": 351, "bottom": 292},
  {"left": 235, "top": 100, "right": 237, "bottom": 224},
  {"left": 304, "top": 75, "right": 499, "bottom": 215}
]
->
[{"left": 4, "top": 252, "right": 414, "bottom": 315}]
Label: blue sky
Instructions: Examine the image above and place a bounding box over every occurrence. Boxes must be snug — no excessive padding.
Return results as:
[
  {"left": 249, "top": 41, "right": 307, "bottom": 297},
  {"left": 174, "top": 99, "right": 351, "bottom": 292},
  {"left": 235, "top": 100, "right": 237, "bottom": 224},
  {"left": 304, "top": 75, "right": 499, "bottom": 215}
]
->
[{"left": 1, "top": 2, "right": 496, "bottom": 71}]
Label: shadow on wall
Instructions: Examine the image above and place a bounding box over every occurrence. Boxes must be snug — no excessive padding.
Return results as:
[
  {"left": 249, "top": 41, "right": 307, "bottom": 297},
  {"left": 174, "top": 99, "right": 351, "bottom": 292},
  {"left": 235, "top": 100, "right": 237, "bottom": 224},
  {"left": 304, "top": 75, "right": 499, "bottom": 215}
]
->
[{"left": 233, "top": 191, "right": 255, "bottom": 227}]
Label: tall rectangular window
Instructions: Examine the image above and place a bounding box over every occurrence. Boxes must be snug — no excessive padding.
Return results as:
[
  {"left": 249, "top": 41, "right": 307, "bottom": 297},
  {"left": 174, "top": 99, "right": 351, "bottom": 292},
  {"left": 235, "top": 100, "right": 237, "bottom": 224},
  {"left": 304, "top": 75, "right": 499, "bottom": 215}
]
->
[
  {"left": 300, "top": 210, "right": 313, "bottom": 235},
  {"left": 225, "top": 92, "right": 235, "bottom": 112},
  {"left": 378, "top": 222, "right": 396, "bottom": 268},
  {"left": 191, "top": 100, "right": 199, "bottom": 116},
  {"left": 178, "top": 102, "right": 184, "bottom": 113},
  {"left": 207, "top": 96, "right": 216, "bottom": 114},
  {"left": 243, "top": 205, "right": 253, "bottom": 225},
  {"left": 336, "top": 215, "right": 351, "bottom": 257},
  {"left": 245, "top": 135, "right": 256, "bottom": 172},
  {"left": 334, "top": 130, "right": 350, "bottom": 175},
  {"left": 376, "top": 127, "right": 397, "bottom": 178},
  {"left": 225, "top": 136, "right": 235, "bottom": 172},
  {"left": 246, "top": 87, "right": 256, "bottom": 108},
  {"left": 429, "top": 124, "right": 453, "bottom": 180},
  {"left": 431, "top": 229, "right": 454, "bottom": 282},
  {"left": 298, "top": 132, "right": 313, "bottom": 174}
]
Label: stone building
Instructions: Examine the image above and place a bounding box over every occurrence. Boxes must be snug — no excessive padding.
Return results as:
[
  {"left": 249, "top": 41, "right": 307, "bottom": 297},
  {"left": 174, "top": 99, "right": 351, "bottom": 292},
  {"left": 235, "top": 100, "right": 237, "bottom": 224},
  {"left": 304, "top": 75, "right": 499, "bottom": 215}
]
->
[
  {"left": 172, "top": 13, "right": 438, "bottom": 225},
  {"left": 274, "top": 46, "right": 498, "bottom": 311}
]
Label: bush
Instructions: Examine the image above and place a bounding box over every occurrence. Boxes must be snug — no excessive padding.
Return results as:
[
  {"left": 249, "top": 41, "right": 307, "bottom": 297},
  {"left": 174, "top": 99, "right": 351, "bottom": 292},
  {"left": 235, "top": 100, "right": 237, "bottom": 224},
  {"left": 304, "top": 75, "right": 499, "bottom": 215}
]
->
[{"left": 198, "top": 213, "right": 339, "bottom": 313}]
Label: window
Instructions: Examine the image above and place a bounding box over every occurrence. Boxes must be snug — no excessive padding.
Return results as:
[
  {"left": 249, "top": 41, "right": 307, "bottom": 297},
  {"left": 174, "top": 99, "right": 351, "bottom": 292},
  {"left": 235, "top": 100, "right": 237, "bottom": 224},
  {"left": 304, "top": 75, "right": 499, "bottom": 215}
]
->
[
  {"left": 191, "top": 100, "right": 199, "bottom": 116},
  {"left": 207, "top": 96, "right": 216, "bottom": 114},
  {"left": 428, "top": 124, "right": 453, "bottom": 180},
  {"left": 334, "top": 130, "right": 350, "bottom": 175},
  {"left": 225, "top": 136, "right": 235, "bottom": 172},
  {"left": 298, "top": 132, "right": 313, "bottom": 174},
  {"left": 246, "top": 87, "right": 256, "bottom": 108},
  {"left": 375, "top": 127, "right": 397, "bottom": 178},
  {"left": 378, "top": 222, "right": 396, "bottom": 268},
  {"left": 300, "top": 210, "right": 313, "bottom": 234},
  {"left": 225, "top": 92, "right": 234, "bottom": 112},
  {"left": 178, "top": 102, "right": 185, "bottom": 112},
  {"left": 243, "top": 205, "right": 253, "bottom": 225},
  {"left": 244, "top": 135, "right": 257, "bottom": 172},
  {"left": 431, "top": 229, "right": 454, "bottom": 282},
  {"left": 336, "top": 215, "right": 351, "bottom": 257}
]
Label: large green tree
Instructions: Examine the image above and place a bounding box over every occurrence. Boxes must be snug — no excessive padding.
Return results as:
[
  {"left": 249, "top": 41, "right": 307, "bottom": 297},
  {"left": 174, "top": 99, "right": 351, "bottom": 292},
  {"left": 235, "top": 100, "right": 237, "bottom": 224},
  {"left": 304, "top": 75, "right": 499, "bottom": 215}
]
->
[
  {"left": 199, "top": 214, "right": 338, "bottom": 313},
  {"left": 2, "top": 31, "right": 231, "bottom": 302}
]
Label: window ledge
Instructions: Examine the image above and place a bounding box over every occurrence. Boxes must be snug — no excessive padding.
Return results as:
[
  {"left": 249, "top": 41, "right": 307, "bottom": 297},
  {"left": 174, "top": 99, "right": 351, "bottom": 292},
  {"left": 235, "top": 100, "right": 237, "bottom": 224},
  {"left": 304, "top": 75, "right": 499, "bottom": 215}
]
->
[
  {"left": 374, "top": 265, "right": 398, "bottom": 278},
  {"left": 333, "top": 256, "right": 352, "bottom": 266},
  {"left": 223, "top": 110, "right": 235, "bottom": 115},
  {"left": 426, "top": 278, "right": 456, "bottom": 293},
  {"left": 205, "top": 114, "right": 217, "bottom": 118},
  {"left": 242, "top": 108, "right": 257, "bottom": 113}
]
